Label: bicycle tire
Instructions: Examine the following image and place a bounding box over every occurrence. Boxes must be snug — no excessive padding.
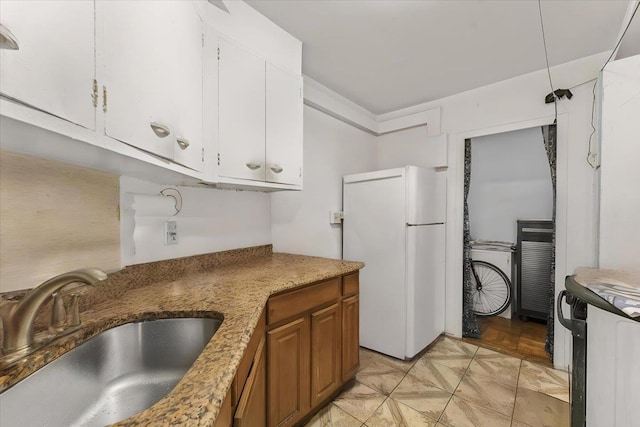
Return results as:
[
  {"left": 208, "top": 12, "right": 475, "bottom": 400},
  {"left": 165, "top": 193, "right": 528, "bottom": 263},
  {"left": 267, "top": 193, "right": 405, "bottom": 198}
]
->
[{"left": 470, "top": 260, "right": 512, "bottom": 317}]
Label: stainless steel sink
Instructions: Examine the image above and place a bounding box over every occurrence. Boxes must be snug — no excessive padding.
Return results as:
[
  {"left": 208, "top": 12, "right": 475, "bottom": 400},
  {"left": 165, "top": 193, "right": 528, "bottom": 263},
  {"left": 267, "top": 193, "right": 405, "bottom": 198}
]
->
[{"left": 0, "top": 317, "right": 222, "bottom": 426}]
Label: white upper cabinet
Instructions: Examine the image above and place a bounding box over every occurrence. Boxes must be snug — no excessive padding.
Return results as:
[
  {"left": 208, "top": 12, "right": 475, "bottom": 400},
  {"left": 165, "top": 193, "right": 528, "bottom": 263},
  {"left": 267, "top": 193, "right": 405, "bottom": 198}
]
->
[
  {"left": 266, "top": 64, "right": 303, "bottom": 186},
  {"left": 100, "top": 0, "right": 203, "bottom": 170},
  {"left": 0, "top": 0, "right": 95, "bottom": 130},
  {"left": 0, "top": 0, "right": 302, "bottom": 189},
  {"left": 215, "top": 38, "right": 303, "bottom": 189},
  {"left": 218, "top": 38, "right": 266, "bottom": 182}
]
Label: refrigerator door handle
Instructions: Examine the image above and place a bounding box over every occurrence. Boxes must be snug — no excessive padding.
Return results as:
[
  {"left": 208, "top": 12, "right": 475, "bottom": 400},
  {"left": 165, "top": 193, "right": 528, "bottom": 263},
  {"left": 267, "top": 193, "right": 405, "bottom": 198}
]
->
[
  {"left": 558, "top": 290, "right": 587, "bottom": 339},
  {"left": 557, "top": 290, "right": 573, "bottom": 331}
]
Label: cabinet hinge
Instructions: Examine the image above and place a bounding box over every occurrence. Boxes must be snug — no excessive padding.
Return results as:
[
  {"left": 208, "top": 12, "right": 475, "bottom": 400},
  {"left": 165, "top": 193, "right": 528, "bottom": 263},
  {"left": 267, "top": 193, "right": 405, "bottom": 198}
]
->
[
  {"left": 202, "top": 34, "right": 204, "bottom": 48},
  {"left": 91, "top": 79, "right": 98, "bottom": 108},
  {"left": 102, "top": 86, "right": 108, "bottom": 113},
  {"left": 202, "top": 147, "right": 205, "bottom": 162},
  {"left": 217, "top": 47, "right": 220, "bottom": 60},
  {"left": 299, "top": 167, "right": 302, "bottom": 177},
  {"left": 217, "top": 153, "right": 220, "bottom": 166}
]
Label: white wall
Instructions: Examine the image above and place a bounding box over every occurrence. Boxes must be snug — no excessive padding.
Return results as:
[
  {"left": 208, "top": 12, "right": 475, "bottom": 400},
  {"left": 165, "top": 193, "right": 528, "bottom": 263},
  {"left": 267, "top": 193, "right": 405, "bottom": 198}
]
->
[
  {"left": 599, "top": 54, "right": 640, "bottom": 270},
  {"left": 368, "top": 52, "right": 607, "bottom": 369},
  {"left": 270, "top": 106, "right": 377, "bottom": 259},
  {"left": 120, "top": 176, "right": 271, "bottom": 266},
  {"left": 468, "top": 127, "right": 553, "bottom": 243},
  {"left": 376, "top": 127, "right": 447, "bottom": 169}
]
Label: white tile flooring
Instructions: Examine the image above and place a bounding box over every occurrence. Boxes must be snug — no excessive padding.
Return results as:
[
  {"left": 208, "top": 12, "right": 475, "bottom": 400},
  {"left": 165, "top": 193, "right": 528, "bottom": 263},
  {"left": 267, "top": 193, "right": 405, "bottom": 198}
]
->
[{"left": 306, "top": 337, "right": 570, "bottom": 427}]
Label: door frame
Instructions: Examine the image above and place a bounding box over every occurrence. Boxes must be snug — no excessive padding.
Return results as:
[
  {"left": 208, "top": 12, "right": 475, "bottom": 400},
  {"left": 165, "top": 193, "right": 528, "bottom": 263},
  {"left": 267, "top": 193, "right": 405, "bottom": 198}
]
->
[{"left": 446, "top": 113, "right": 569, "bottom": 368}]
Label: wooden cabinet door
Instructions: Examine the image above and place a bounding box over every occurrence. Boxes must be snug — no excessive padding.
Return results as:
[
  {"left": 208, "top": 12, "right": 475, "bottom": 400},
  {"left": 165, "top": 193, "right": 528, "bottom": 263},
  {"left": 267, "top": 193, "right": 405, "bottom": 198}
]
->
[
  {"left": 342, "top": 295, "right": 360, "bottom": 381},
  {"left": 265, "top": 63, "right": 303, "bottom": 186},
  {"left": 234, "top": 337, "right": 266, "bottom": 427},
  {"left": 218, "top": 38, "right": 266, "bottom": 182},
  {"left": 214, "top": 389, "right": 233, "bottom": 427},
  {"left": 310, "top": 303, "right": 341, "bottom": 408},
  {"left": 101, "top": 1, "right": 202, "bottom": 162},
  {"left": 0, "top": 0, "right": 95, "bottom": 130},
  {"left": 267, "top": 317, "right": 310, "bottom": 427}
]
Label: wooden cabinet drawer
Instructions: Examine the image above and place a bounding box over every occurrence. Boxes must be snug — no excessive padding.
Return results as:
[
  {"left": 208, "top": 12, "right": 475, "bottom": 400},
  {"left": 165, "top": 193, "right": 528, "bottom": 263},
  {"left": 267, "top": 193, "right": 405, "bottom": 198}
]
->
[
  {"left": 268, "top": 278, "right": 340, "bottom": 325},
  {"left": 232, "top": 310, "right": 266, "bottom": 407},
  {"left": 342, "top": 273, "right": 359, "bottom": 297}
]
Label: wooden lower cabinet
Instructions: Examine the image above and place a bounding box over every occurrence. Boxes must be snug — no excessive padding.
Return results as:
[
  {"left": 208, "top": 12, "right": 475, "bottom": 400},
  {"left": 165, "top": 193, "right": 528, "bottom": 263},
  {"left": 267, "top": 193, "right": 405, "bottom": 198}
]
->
[
  {"left": 310, "top": 303, "right": 341, "bottom": 407},
  {"left": 216, "top": 272, "right": 360, "bottom": 427},
  {"left": 234, "top": 337, "right": 266, "bottom": 427},
  {"left": 341, "top": 294, "right": 359, "bottom": 381},
  {"left": 267, "top": 317, "right": 311, "bottom": 427}
]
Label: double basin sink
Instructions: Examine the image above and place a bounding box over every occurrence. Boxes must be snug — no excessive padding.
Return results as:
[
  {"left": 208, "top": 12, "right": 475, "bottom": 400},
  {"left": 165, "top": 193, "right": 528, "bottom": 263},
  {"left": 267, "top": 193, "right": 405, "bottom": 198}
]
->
[{"left": 0, "top": 317, "right": 222, "bottom": 426}]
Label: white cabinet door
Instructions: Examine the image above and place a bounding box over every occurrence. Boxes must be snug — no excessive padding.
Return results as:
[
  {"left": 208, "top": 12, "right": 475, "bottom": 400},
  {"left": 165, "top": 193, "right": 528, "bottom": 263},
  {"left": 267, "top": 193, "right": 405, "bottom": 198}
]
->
[
  {"left": 0, "top": 0, "right": 95, "bottom": 130},
  {"left": 218, "top": 39, "right": 266, "bottom": 182},
  {"left": 266, "top": 64, "right": 303, "bottom": 186},
  {"left": 101, "top": 1, "right": 202, "bottom": 164},
  {"left": 169, "top": 7, "right": 203, "bottom": 171}
]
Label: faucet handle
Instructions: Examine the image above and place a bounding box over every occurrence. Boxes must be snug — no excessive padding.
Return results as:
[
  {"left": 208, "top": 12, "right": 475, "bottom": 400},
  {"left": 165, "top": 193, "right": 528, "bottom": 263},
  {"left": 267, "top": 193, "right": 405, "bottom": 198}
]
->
[
  {"left": 0, "top": 294, "right": 20, "bottom": 321},
  {"left": 50, "top": 293, "right": 66, "bottom": 331},
  {"left": 68, "top": 294, "right": 81, "bottom": 327}
]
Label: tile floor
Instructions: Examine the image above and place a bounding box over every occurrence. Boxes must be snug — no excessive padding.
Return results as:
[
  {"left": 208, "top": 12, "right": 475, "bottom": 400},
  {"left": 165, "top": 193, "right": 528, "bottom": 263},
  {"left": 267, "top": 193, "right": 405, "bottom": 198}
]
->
[{"left": 306, "top": 336, "right": 570, "bottom": 427}]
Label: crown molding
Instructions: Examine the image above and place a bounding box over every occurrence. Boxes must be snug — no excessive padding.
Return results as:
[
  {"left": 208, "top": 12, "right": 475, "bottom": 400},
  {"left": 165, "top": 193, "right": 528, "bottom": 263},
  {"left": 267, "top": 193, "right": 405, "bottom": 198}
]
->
[{"left": 303, "top": 76, "right": 441, "bottom": 136}]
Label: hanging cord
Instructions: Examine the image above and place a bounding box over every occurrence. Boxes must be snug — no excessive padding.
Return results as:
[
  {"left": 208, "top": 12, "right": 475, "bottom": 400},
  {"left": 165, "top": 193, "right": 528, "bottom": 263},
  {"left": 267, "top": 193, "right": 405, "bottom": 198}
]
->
[
  {"left": 538, "top": 0, "right": 557, "bottom": 124},
  {"left": 600, "top": 1, "right": 640, "bottom": 71},
  {"left": 586, "top": 80, "right": 599, "bottom": 169}
]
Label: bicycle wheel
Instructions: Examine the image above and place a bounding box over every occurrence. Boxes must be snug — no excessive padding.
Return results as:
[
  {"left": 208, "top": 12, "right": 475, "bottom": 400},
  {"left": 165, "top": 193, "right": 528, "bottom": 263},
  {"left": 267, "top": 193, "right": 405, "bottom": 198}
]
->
[{"left": 470, "top": 260, "right": 512, "bottom": 316}]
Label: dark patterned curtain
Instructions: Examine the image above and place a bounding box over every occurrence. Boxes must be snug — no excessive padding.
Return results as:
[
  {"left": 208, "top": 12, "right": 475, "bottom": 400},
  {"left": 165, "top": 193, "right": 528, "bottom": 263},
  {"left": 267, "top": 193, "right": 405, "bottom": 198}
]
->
[
  {"left": 463, "top": 139, "right": 481, "bottom": 338},
  {"left": 542, "top": 125, "right": 557, "bottom": 359}
]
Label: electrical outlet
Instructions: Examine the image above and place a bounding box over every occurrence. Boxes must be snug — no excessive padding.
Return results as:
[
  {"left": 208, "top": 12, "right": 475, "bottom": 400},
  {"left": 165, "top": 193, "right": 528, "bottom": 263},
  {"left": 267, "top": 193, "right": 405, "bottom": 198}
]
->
[
  {"left": 165, "top": 221, "right": 178, "bottom": 245},
  {"left": 329, "top": 211, "right": 344, "bottom": 224}
]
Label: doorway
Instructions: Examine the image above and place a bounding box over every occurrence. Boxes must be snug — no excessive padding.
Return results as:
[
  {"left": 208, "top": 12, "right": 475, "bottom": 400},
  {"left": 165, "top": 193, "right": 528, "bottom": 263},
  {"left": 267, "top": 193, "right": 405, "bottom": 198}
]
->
[{"left": 462, "top": 126, "right": 556, "bottom": 365}]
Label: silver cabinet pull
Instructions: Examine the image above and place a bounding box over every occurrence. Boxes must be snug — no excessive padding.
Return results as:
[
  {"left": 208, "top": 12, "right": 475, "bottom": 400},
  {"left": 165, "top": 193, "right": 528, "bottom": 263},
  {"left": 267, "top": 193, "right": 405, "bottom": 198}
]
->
[
  {"left": 150, "top": 122, "right": 171, "bottom": 138},
  {"left": 0, "top": 24, "right": 19, "bottom": 50},
  {"left": 176, "top": 138, "right": 190, "bottom": 150},
  {"left": 245, "top": 162, "right": 262, "bottom": 170},
  {"left": 270, "top": 165, "right": 283, "bottom": 174}
]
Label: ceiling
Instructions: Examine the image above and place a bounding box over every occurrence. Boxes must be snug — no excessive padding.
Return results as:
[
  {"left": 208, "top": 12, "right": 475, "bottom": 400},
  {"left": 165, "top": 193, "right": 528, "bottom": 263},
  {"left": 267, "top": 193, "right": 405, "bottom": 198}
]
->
[{"left": 247, "top": 0, "right": 631, "bottom": 114}]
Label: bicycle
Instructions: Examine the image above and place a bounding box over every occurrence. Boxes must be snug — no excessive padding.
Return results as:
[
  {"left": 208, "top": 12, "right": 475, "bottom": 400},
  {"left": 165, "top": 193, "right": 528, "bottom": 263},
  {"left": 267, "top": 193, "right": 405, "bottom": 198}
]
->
[{"left": 470, "top": 259, "right": 512, "bottom": 316}]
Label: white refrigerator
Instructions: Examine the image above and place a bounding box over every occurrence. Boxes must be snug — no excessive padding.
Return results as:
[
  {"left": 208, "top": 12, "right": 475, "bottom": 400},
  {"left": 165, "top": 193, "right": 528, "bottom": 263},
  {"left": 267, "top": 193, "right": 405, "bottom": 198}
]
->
[{"left": 343, "top": 165, "right": 446, "bottom": 360}]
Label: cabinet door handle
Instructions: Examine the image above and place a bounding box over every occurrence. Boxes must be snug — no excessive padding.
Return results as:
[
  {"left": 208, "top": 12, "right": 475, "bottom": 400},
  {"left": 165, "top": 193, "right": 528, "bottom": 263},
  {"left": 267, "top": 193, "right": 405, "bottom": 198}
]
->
[
  {"left": 270, "top": 165, "right": 283, "bottom": 174},
  {"left": 176, "top": 138, "right": 190, "bottom": 150},
  {"left": 0, "top": 24, "right": 19, "bottom": 50},
  {"left": 150, "top": 122, "right": 171, "bottom": 138},
  {"left": 245, "top": 162, "right": 262, "bottom": 170}
]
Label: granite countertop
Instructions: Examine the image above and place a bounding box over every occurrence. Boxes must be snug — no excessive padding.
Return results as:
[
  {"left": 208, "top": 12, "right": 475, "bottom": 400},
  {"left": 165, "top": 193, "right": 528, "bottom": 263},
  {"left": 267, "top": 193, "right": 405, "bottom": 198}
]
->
[{"left": 0, "top": 249, "right": 363, "bottom": 426}]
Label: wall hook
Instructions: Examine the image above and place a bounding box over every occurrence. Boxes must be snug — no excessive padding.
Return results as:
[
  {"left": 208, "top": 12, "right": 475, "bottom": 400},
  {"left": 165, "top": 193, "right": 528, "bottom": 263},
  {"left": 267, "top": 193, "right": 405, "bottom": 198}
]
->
[{"left": 160, "top": 188, "right": 182, "bottom": 216}]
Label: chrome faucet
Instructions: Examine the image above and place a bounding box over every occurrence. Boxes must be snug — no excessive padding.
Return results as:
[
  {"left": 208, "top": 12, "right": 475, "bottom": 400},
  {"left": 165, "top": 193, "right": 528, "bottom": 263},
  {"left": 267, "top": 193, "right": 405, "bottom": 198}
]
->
[{"left": 1, "top": 268, "right": 107, "bottom": 354}]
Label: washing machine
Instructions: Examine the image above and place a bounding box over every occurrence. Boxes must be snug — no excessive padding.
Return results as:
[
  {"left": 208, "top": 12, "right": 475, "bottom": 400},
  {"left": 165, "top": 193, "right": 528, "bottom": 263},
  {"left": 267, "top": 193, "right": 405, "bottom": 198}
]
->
[{"left": 471, "top": 242, "right": 515, "bottom": 319}]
